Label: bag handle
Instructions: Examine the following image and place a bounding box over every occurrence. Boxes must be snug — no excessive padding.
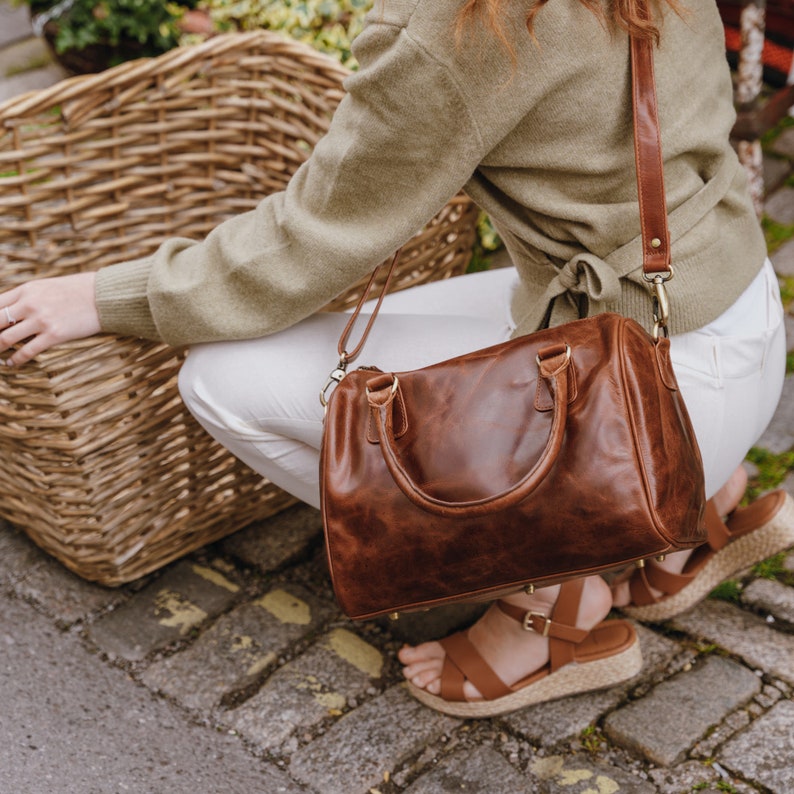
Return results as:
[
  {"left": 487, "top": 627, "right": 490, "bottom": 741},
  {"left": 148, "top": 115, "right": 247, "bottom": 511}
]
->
[
  {"left": 366, "top": 345, "right": 572, "bottom": 516},
  {"left": 321, "top": 6, "right": 670, "bottom": 407}
]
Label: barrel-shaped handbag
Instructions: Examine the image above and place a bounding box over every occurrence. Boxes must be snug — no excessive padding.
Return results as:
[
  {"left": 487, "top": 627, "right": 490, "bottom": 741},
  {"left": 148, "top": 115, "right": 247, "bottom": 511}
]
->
[{"left": 320, "top": 26, "right": 706, "bottom": 620}]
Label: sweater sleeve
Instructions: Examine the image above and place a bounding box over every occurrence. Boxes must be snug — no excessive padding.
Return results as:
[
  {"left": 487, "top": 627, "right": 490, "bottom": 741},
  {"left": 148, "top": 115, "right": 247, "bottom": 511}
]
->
[{"left": 95, "top": 22, "right": 487, "bottom": 346}]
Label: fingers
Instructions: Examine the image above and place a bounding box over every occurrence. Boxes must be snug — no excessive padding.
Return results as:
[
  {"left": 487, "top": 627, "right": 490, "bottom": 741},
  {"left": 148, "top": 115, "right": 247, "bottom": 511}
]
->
[
  {"left": 0, "top": 287, "right": 22, "bottom": 338},
  {"left": 1, "top": 305, "right": 17, "bottom": 327},
  {"left": 0, "top": 315, "right": 31, "bottom": 364},
  {"left": 0, "top": 273, "right": 100, "bottom": 366},
  {"left": 4, "top": 332, "right": 53, "bottom": 368}
]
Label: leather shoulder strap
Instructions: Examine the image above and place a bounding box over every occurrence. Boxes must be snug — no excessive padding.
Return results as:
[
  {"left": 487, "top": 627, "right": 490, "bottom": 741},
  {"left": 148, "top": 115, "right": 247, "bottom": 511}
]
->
[{"left": 631, "top": 24, "right": 671, "bottom": 275}]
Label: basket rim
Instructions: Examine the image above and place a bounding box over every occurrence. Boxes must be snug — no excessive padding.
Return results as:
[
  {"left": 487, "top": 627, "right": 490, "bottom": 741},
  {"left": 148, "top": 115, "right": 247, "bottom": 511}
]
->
[{"left": 0, "top": 30, "right": 352, "bottom": 119}]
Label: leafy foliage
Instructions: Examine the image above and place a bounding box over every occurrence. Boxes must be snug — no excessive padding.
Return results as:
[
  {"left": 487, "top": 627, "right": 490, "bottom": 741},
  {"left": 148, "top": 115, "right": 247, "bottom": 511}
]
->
[
  {"left": 21, "top": 0, "right": 201, "bottom": 63},
  {"left": 205, "top": 0, "right": 373, "bottom": 68}
]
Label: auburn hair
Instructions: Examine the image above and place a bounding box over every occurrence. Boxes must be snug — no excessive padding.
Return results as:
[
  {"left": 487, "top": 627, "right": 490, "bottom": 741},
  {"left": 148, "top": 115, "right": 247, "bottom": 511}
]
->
[{"left": 457, "top": 0, "right": 684, "bottom": 50}]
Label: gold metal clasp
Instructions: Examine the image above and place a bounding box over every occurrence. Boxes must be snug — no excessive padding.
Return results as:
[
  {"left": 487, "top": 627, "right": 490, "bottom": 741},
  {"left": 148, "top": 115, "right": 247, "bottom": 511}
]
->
[
  {"left": 522, "top": 611, "right": 551, "bottom": 636},
  {"left": 644, "top": 267, "right": 674, "bottom": 340},
  {"left": 320, "top": 354, "right": 348, "bottom": 408},
  {"left": 365, "top": 374, "right": 399, "bottom": 398}
]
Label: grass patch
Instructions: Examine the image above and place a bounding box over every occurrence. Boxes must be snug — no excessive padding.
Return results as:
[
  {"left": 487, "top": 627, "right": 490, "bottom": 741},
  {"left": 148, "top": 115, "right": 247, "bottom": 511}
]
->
[
  {"left": 744, "top": 448, "right": 794, "bottom": 500},
  {"left": 710, "top": 579, "right": 742, "bottom": 603},
  {"left": 762, "top": 216, "right": 794, "bottom": 254},
  {"left": 579, "top": 725, "right": 607, "bottom": 755},
  {"left": 751, "top": 551, "right": 788, "bottom": 580},
  {"left": 761, "top": 114, "right": 794, "bottom": 147}
]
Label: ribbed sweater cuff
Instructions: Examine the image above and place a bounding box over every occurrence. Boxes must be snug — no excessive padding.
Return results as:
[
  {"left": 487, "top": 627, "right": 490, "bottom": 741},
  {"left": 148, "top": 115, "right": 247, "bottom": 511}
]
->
[{"left": 94, "top": 258, "right": 161, "bottom": 341}]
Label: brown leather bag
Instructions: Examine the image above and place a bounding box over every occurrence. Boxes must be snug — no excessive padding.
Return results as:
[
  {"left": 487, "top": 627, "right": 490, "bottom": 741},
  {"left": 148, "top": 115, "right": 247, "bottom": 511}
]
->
[{"left": 320, "top": 29, "right": 706, "bottom": 620}]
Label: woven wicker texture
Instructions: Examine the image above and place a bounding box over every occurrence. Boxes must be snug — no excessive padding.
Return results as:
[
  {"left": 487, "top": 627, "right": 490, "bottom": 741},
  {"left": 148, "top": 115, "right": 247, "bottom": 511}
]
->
[{"left": 0, "top": 31, "right": 478, "bottom": 585}]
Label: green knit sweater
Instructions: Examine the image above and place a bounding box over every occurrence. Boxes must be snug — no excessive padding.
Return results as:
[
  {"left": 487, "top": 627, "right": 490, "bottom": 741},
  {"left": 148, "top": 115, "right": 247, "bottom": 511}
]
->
[{"left": 95, "top": 0, "right": 766, "bottom": 345}]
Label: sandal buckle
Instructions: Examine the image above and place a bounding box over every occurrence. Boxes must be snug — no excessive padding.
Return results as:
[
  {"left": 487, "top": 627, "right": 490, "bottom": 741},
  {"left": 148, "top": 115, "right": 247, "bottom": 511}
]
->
[{"left": 522, "top": 611, "right": 551, "bottom": 636}]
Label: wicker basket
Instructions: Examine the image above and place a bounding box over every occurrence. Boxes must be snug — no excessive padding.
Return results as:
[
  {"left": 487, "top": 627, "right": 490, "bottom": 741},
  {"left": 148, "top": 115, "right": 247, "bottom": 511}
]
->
[{"left": 0, "top": 31, "right": 478, "bottom": 585}]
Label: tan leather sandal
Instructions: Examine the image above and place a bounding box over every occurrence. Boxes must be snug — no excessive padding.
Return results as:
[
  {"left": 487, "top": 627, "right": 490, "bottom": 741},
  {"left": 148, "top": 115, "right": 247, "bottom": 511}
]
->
[
  {"left": 406, "top": 580, "right": 642, "bottom": 718},
  {"left": 621, "top": 490, "right": 794, "bottom": 623}
]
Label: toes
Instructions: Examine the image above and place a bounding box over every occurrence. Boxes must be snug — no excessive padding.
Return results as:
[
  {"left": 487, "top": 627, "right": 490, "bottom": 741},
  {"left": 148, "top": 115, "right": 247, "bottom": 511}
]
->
[
  {"left": 407, "top": 666, "right": 442, "bottom": 690},
  {"left": 402, "top": 658, "right": 441, "bottom": 680},
  {"left": 399, "top": 643, "right": 446, "bottom": 693},
  {"left": 397, "top": 640, "right": 444, "bottom": 665}
]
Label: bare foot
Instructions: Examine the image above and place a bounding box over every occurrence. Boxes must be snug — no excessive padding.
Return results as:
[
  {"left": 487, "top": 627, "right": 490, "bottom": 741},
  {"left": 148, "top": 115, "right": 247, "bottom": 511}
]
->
[
  {"left": 611, "top": 464, "right": 748, "bottom": 607},
  {"left": 398, "top": 575, "right": 612, "bottom": 700}
]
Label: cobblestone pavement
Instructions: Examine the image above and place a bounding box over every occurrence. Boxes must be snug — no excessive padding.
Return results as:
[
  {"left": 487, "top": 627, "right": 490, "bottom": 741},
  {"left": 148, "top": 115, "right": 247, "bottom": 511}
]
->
[{"left": 2, "top": 5, "right": 794, "bottom": 793}]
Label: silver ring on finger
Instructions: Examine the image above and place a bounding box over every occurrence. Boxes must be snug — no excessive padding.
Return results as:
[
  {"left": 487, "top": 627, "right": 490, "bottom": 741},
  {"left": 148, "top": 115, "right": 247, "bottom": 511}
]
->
[{"left": 4, "top": 307, "right": 15, "bottom": 326}]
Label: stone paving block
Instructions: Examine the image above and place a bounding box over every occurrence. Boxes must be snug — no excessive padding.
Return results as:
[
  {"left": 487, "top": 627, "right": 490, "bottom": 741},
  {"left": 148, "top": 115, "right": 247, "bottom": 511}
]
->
[
  {"left": 89, "top": 560, "right": 241, "bottom": 661},
  {"left": 648, "top": 760, "right": 723, "bottom": 793},
  {"left": 603, "top": 655, "right": 761, "bottom": 766},
  {"left": 671, "top": 598, "right": 794, "bottom": 684},
  {"left": 764, "top": 155, "right": 792, "bottom": 194},
  {"left": 766, "top": 187, "right": 794, "bottom": 225},
  {"left": 142, "top": 584, "right": 333, "bottom": 710},
  {"left": 0, "top": 63, "right": 68, "bottom": 103},
  {"left": 221, "top": 503, "right": 320, "bottom": 574},
  {"left": 0, "top": 36, "right": 49, "bottom": 75},
  {"left": 0, "top": 3, "right": 33, "bottom": 47},
  {"left": 692, "top": 707, "right": 752, "bottom": 758},
  {"left": 719, "top": 699, "right": 794, "bottom": 794},
  {"left": 227, "top": 627, "right": 384, "bottom": 751},
  {"left": 783, "top": 551, "right": 794, "bottom": 574},
  {"left": 505, "top": 688, "right": 622, "bottom": 750},
  {"left": 772, "top": 237, "right": 794, "bottom": 278},
  {"left": 504, "top": 623, "right": 682, "bottom": 747},
  {"left": 742, "top": 578, "right": 794, "bottom": 625},
  {"left": 14, "top": 554, "right": 125, "bottom": 624},
  {"left": 288, "top": 685, "right": 458, "bottom": 794},
  {"left": 403, "top": 746, "right": 534, "bottom": 793},
  {"left": 0, "top": 523, "right": 47, "bottom": 587},
  {"left": 0, "top": 589, "right": 305, "bottom": 794},
  {"left": 755, "top": 376, "right": 794, "bottom": 453},
  {"left": 529, "top": 753, "right": 656, "bottom": 793},
  {"left": 772, "top": 126, "right": 794, "bottom": 160},
  {"left": 649, "top": 760, "right": 756, "bottom": 794},
  {"left": 785, "top": 314, "right": 794, "bottom": 352}
]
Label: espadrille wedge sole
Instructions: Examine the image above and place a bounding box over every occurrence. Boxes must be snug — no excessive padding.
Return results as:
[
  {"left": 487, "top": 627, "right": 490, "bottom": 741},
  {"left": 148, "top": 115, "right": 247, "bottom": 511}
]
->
[
  {"left": 406, "top": 619, "right": 641, "bottom": 719},
  {"left": 404, "top": 580, "right": 642, "bottom": 719},
  {"left": 622, "top": 491, "right": 794, "bottom": 623}
]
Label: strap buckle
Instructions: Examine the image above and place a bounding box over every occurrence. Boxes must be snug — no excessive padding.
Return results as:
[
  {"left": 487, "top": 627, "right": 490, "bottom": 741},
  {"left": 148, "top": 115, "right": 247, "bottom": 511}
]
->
[
  {"left": 320, "top": 354, "right": 348, "bottom": 408},
  {"left": 522, "top": 611, "right": 551, "bottom": 636},
  {"left": 644, "top": 267, "right": 674, "bottom": 340}
]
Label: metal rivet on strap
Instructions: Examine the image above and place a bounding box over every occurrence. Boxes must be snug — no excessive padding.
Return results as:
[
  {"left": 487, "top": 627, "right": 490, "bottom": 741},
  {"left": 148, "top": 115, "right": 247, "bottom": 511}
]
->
[{"left": 651, "top": 237, "right": 662, "bottom": 249}]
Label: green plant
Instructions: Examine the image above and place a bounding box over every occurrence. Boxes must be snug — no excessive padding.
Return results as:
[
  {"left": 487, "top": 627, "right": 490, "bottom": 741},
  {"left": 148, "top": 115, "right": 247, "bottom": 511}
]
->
[
  {"left": 204, "top": 0, "right": 373, "bottom": 68},
  {"left": 579, "top": 724, "right": 607, "bottom": 754},
  {"left": 762, "top": 216, "right": 794, "bottom": 255},
  {"left": 745, "top": 447, "right": 794, "bottom": 500},
  {"left": 710, "top": 579, "right": 742, "bottom": 603},
  {"left": 17, "top": 0, "right": 203, "bottom": 68},
  {"left": 751, "top": 551, "right": 787, "bottom": 580}
]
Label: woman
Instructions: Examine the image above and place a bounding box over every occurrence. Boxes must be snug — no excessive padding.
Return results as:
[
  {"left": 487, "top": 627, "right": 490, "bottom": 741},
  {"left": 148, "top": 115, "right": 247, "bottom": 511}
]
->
[{"left": 0, "top": 0, "right": 790, "bottom": 718}]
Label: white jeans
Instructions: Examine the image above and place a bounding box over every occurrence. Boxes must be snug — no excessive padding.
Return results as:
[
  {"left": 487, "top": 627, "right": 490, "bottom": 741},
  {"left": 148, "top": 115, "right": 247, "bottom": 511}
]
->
[{"left": 179, "top": 260, "right": 785, "bottom": 508}]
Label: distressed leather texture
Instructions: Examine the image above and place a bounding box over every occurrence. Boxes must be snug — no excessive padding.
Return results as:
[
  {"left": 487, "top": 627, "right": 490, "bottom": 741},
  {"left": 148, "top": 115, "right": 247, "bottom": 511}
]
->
[{"left": 321, "top": 313, "right": 706, "bottom": 620}]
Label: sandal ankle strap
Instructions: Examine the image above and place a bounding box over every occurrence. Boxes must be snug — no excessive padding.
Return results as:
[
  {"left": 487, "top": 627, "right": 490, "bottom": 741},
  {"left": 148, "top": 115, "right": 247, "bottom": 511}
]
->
[{"left": 497, "top": 599, "right": 588, "bottom": 645}]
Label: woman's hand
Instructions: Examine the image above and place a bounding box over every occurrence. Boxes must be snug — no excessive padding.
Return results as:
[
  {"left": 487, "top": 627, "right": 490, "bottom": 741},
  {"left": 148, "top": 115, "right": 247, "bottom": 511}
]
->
[{"left": 0, "top": 273, "right": 101, "bottom": 367}]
